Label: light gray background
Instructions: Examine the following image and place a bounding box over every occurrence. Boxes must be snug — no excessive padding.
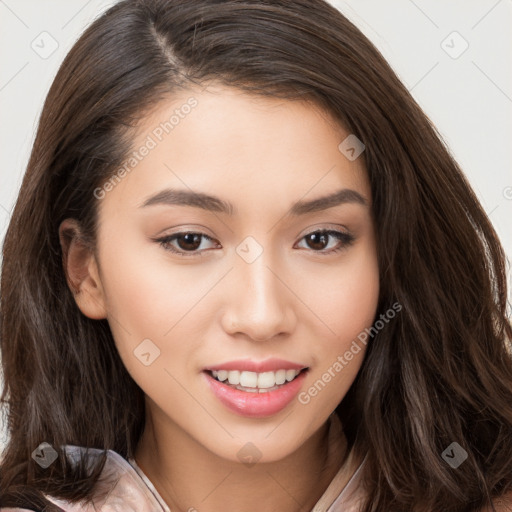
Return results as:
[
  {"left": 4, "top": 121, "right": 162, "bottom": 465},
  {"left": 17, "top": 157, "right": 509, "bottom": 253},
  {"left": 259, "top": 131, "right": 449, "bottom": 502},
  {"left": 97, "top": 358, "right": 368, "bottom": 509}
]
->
[{"left": 1, "top": 0, "right": 511, "bottom": 455}]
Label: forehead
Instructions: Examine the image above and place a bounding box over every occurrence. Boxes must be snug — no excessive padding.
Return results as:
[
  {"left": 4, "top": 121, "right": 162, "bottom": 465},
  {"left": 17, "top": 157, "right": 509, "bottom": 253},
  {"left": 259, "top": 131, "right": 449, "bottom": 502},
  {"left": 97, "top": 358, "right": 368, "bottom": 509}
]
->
[{"left": 98, "top": 84, "right": 370, "bottom": 216}]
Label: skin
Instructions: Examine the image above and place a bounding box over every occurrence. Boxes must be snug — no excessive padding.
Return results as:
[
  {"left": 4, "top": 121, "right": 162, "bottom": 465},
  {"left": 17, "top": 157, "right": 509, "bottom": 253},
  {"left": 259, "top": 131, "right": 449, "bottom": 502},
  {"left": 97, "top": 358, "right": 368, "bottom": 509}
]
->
[{"left": 60, "top": 84, "right": 379, "bottom": 512}]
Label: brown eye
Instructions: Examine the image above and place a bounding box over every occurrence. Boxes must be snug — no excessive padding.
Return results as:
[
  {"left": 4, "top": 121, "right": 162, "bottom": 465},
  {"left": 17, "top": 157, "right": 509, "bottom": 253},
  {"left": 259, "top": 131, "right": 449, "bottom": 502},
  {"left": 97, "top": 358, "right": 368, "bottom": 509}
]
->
[
  {"left": 175, "top": 233, "right": 203, "bottom": 251},
  {"left": 156, "top": 232, "right": 220, "bottom": 256},
  {"left": 305, "top": 232, "right": 329, "bottom": 250},
  {"left": 296, "top": 230, "right": 355, "bottom": 254}
]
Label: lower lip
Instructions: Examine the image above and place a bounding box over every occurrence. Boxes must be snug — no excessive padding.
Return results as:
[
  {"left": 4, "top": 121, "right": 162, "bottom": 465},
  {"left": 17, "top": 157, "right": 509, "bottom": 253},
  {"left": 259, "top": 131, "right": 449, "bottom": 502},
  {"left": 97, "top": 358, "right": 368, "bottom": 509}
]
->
[{"left": 203, "top": 370, "right": 308, "bottom": 418}]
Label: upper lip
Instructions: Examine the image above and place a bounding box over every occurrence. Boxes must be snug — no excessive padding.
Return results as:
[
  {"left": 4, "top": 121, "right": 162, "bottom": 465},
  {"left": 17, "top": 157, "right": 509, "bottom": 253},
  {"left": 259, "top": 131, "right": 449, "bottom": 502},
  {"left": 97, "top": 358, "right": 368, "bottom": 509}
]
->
[{"left": 204, "top": 358, "right": 308, "bottom": 373}]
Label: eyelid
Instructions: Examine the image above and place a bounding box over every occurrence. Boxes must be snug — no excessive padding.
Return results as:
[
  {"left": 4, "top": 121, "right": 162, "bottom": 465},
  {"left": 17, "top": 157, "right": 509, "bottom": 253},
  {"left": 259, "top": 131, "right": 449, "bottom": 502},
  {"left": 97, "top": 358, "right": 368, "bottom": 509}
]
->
[{"left": 296, "top": 223, "right": 351, "bottom": 238}]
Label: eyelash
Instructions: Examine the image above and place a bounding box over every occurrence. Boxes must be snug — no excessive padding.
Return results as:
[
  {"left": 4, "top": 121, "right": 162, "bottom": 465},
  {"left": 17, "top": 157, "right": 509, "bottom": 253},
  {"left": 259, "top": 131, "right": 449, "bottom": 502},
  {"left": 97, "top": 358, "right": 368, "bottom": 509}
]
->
[{"left": 155, "top": 229, "right": 355, "bottom": 257}]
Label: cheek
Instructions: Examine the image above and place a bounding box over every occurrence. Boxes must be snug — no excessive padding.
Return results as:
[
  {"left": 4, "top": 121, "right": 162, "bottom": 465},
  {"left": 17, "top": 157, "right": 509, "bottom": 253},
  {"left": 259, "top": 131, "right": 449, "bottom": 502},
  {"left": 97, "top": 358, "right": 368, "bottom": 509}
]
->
[
  {"left": 96, "top": 234, "right": 198, "bottom": 371},
  {"left": 296, "top": 241, "right": 379, "bottom": 407},
  {"left": 96, "top": 229, "right": 233, "bottom": 389},
  {"left": 331, "top": 261, "right": 379, "bottom": 341},
  {"left": 300, "top": 242, "right": 380, "bottom": 347},
  {"left": 298, "top": 251, "right": 379, "bottom": 417}
]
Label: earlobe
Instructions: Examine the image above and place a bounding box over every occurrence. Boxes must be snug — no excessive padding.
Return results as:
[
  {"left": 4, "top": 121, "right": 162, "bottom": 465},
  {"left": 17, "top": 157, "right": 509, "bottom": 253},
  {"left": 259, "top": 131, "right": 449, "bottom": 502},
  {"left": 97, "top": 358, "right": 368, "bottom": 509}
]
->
[{"left": 58, "top": 218, "right": 107, "bottom": 320}]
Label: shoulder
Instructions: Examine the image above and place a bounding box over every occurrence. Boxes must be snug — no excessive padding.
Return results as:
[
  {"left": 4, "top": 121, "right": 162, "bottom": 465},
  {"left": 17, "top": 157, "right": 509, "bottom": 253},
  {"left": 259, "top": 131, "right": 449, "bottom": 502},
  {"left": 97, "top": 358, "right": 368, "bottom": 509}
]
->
[
  {"left": 38, "top": 444, "right": 168, "bottom": 511},
  {"left": 0, "top": 445, "right": 151, "bottom": 512}
]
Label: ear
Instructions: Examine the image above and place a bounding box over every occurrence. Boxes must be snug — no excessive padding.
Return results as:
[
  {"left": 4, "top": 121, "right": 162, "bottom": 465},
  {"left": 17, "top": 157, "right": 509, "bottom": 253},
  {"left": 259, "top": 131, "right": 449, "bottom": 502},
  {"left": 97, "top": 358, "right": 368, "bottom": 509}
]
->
[{"left": 58, "top": 218, "right": 107, "bottom": 320}]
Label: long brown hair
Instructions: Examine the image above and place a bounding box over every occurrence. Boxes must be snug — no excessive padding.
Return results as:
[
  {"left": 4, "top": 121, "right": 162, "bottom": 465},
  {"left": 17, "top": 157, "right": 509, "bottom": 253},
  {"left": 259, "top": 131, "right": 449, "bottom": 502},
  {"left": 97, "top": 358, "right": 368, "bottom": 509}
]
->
[{"left": 1, "top": 1, "right": 511, "bottom": 510}]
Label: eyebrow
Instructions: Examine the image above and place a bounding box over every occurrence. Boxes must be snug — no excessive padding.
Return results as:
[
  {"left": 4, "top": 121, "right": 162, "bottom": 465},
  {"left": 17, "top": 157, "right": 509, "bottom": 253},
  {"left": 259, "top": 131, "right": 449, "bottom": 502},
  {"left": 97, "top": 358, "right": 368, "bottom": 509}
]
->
[{"left": 139, "top": 187, "right": 368, "bottom": 215}]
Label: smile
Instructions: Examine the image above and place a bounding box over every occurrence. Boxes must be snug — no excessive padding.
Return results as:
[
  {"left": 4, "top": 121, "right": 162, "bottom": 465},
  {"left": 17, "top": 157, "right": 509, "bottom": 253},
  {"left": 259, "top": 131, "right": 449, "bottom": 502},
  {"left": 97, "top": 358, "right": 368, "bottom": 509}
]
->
[
  {"left": 203, "top": 368, "right": 309, "bottom": 418},
  {"left": 209, "top": 368, "right": 303, "bottom": 392}
]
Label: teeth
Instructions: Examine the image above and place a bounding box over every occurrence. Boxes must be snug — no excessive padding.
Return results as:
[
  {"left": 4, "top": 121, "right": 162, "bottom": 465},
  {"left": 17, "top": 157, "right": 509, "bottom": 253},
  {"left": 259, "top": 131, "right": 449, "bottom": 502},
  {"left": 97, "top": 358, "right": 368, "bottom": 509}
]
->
[
  {"left": 257, "top": 371, "right": 275, "bottom": 389},
  {"left": 240, "top": 371, "right": 258, "bottom": 388},
  {"left": 275, "top": 369, "right": 286, "bottom": 385},
  {"left": 227, "top": 370, "right": 240, "bottom": 385},
  {"left": 211, "top": 368, "right": 302, "bottom": 389},
  {"left": 217, "top": 370, "right": 228, "bottom": 382},
  {"left": 285, "top": 369, "right": 297, "bottom": 382}
]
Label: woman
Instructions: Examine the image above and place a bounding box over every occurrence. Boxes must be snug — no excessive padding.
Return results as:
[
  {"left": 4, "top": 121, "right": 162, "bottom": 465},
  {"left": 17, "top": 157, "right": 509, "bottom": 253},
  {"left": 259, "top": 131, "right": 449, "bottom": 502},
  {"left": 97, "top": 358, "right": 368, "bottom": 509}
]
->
[{"left": 1, "top": 0, "right": 511, "bottom": 510}]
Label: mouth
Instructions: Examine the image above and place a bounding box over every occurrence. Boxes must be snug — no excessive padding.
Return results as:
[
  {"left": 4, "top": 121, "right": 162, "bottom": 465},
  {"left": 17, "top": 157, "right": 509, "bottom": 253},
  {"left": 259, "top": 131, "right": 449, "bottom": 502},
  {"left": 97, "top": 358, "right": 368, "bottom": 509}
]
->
[
  {"left": 203, "top": 367, "right": 310, "bottom": 418},
  {"left": 205, "top": 367, "right": 309, "bottom": 393}
]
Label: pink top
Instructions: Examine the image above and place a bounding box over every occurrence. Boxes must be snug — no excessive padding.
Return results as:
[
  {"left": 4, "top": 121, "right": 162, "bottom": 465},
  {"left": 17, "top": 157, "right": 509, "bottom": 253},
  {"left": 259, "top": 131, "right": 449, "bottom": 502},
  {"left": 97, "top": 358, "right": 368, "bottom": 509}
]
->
[{"left": 1, "top": 416, "right": 366, "bottom": 512}]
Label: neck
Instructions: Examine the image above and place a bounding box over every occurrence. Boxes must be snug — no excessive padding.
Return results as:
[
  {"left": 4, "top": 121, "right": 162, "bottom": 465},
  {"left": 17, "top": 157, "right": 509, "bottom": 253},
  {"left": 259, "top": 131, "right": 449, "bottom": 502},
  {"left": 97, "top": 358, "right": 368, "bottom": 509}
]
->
[{"left": 134, "top": 410, "right": 355, "bottom": 512}]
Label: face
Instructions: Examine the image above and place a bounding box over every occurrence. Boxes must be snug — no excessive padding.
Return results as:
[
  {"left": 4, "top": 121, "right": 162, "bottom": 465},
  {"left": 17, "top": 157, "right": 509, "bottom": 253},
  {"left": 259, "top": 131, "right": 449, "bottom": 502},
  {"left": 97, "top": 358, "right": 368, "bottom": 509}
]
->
[{"left": 71, "top": 85, "right": 379, "bottom": 463}]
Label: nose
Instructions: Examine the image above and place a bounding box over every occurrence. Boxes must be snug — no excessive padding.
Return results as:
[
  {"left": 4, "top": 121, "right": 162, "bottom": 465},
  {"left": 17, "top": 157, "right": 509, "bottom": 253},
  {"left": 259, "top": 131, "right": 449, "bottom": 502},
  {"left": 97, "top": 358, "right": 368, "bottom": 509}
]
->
[{"left": 220, "top": 250, "right": 296, "bottom": 342}]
